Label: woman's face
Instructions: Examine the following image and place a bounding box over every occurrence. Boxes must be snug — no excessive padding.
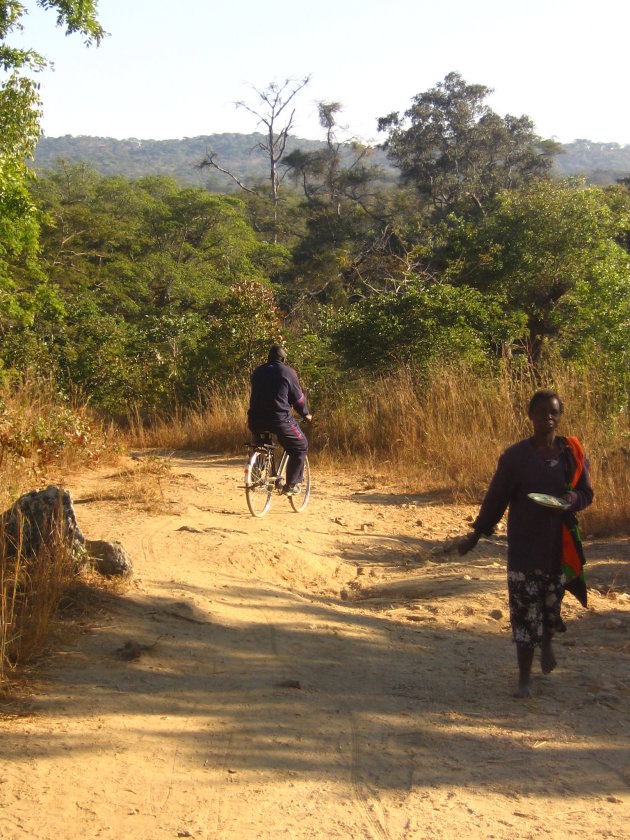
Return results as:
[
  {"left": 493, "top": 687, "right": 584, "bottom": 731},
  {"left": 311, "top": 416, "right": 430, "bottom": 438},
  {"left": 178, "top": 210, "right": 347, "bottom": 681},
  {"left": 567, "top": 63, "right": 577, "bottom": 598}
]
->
[{"left": 530, "top": 397, "right": 562, "bottom": 437}]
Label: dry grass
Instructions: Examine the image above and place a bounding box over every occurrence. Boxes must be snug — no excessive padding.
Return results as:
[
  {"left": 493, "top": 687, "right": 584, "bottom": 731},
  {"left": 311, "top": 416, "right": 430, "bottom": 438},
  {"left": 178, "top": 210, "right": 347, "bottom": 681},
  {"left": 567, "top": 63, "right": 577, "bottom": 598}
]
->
[
  {"left": 0, "top": 375, "right": 121, "bottom": 510},
  {"left": 0, "top": 376, "right": 124, "bottom": 687},
  {"left": 0, "top": 514, "right": 81, "bottom": 683},
  {"left": 126, "top": 385, "right": 249, "bottom": 453},
  {"left": 106, "top": 456, "right": 174, "bottom": 514},
  {"left": 314, "top": 361, "right": 630, "bottom": 537}
]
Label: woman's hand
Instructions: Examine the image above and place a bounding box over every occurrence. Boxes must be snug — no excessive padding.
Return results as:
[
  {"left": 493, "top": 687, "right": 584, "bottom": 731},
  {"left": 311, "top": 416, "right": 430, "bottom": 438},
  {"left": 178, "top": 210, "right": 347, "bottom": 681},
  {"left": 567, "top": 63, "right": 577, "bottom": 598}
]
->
[
  {"left": 458, "top": 531, "right": 480, "bottom": 555},
  {"left": 562, "top": 491, "right": 577, "bottom": 508}
]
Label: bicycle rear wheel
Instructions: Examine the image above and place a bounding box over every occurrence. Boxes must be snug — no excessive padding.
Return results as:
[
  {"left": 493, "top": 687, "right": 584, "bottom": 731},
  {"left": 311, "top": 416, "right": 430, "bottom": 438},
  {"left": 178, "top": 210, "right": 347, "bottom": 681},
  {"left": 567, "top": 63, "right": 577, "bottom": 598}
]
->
[
  {"left": 245, "top": 450, "right": 272, "bottom": 517},
  {"left": 289, "top": 454, "right": 311, "bottom": 513}
]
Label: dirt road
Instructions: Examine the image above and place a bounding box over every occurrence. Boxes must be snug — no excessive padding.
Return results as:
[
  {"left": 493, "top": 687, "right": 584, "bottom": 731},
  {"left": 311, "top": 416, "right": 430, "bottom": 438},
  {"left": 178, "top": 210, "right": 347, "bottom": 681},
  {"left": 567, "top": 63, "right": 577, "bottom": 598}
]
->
[{"left": 1, "top": 452, "right": 629, "bottom": 839}]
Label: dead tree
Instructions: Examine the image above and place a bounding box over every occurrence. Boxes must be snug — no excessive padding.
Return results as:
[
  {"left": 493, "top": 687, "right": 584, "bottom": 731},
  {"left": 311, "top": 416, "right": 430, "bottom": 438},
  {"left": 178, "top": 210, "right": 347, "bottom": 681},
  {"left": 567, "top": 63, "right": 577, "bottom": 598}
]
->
[{"left": 199, "top": 77, "right": 310, "bottom": 243}]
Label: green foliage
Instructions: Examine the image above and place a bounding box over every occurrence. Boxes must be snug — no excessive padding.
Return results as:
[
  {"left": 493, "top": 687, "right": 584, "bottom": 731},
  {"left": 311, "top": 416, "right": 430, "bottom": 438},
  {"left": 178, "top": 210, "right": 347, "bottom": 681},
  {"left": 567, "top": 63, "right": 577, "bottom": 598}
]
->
[
  {"left": 0, "top": 0, "right": 103, "bottom": 376},
  {"left": 13, "top": 164, "right": 290, "bottom": 412},
  {"left": 33, "top": 168, "right": 286, "bottom": 307},
  {"left": 442, "top": 179, "right": 630, "bottom": 360},
  {"left": 555, "top": 242, "right": 630, "bottom": 400},
  {"left": 331, "top": 280, "right": 526, "bottom": 372},
  {"left": 378, "top": 72, "right": 560, "bottom": 220},
  {"left": 0, "top": 73, "right": 41, "bottom": 294},
  {"left": 282, "top": 313, "right": 340, "bottom": 408},
  {"left": 60, "top": 300, "right": 142, "bottom": 414},
  {"left": 16, "top": 163, "right": 628, "bottom": 416},
  {"left": 285, "top": 203, "right": 374, "bottom": 304},
  {"left": 198, "top": 280, "right": 283, "bottom": 381},
  {"left": 1, "top": 1, "right": 104, "bottom": 252},
  {"left": 279, "top": 102, "right": 399, "bottom": 306},
  {"left": 283, "top": 102, "right": 383, "bottom": 214},
  {"left": 36, "top": 1, "right": 104, "bottom": 43},
  {"left": 16, "top": 167, "right": 292, "bottom": 412}
]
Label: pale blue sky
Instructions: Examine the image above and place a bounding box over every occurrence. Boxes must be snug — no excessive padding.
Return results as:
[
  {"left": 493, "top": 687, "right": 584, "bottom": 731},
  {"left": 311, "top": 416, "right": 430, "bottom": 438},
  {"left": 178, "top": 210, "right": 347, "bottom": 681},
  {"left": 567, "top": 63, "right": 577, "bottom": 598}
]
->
[{"left": 12, "top": 0, "right": 630, "bottom": 145}]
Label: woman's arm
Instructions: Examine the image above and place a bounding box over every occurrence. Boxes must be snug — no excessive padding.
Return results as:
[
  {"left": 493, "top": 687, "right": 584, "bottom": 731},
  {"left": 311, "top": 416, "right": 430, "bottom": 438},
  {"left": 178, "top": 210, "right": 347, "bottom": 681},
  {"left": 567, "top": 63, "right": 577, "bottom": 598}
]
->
[
  {"left": 564, "top": 456, "right": 594, "bottom": 512},
  {"left": 458, "top": 450, "right": 514, "bottom": 554}
]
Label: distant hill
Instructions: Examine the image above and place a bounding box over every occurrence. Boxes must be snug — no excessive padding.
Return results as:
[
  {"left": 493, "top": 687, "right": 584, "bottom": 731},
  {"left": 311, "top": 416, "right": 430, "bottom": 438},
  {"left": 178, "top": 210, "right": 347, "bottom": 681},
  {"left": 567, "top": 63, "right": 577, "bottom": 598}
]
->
[
  {"left": 554, "top": 140, "right": 630, "bottom": 185},
  {"left": 31, "top": 133, "right": 630, "bottom": 191},
  {"left": 31, "top": 133, "right": 393, "bottom": 192}
]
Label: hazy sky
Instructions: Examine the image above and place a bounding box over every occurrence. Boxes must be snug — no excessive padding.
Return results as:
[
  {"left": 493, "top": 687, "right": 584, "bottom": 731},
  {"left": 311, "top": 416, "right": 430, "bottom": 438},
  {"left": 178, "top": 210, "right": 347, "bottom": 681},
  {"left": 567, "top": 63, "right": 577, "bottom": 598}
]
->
[{"left": 12, "top": 0, "right": 630, "bottom": 145}]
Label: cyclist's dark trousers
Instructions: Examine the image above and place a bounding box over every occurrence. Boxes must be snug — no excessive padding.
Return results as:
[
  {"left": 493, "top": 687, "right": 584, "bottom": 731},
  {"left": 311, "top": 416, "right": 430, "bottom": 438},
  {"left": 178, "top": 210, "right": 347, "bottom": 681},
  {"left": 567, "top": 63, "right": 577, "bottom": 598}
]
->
[{"left": 252, "top": 419, "right": 307, "bottom": 486}]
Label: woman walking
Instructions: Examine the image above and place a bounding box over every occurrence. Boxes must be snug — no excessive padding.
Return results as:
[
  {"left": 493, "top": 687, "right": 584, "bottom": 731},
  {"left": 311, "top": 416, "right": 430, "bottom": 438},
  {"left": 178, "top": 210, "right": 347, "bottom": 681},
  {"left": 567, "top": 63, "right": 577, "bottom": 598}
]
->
[{"left": 458, "top": 391, "right": 593, "bottom": 697}]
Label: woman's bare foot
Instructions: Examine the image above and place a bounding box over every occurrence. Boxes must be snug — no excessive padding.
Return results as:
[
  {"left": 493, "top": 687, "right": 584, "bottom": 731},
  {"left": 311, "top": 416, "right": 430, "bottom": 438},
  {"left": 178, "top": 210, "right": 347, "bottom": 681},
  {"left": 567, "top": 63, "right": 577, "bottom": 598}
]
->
[{"left": 514, "top": 680, "right": 532, "bottom": 698}]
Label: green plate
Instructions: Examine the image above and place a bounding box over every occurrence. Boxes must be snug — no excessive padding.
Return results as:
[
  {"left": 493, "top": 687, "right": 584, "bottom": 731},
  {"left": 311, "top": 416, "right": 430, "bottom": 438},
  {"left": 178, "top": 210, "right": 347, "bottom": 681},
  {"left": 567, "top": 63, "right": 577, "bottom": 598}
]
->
[{"left": 527, "top": 492, "right": 571, "bottom": 510}]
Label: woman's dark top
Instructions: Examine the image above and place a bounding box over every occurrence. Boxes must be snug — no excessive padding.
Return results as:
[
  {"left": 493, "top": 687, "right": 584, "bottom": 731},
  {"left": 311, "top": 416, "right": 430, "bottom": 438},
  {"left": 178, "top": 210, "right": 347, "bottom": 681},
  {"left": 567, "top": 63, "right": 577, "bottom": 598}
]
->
[{"left": 473, "top": 437, "right": 593, "bottom": 574}]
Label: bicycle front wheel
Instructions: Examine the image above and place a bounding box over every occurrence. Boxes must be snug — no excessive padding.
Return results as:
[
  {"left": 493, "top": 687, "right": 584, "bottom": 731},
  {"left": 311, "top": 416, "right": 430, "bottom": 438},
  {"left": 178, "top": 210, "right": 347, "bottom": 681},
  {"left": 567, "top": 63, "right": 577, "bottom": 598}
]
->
[
  {"left": 245, "top": 451, "right": 272, "bottom": 517},
  {"left": 289, "top": 455, "right": 311, "bottom": 513}
]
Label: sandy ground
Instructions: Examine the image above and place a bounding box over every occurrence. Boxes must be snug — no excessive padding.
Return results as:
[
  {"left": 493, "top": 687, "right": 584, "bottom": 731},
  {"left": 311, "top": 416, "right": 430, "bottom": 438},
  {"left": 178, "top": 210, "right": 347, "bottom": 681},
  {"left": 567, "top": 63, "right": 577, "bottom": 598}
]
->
[{"left": 1, "top": 451, "right": 629, "bottom": 840}]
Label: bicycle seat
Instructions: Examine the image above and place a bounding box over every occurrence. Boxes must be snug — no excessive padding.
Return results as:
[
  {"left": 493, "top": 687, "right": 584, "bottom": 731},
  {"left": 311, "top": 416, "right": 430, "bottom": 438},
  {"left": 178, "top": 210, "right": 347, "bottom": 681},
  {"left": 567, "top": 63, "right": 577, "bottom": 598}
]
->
[{"left": 253, "top": 431, "right": 274, "bottom": 446}]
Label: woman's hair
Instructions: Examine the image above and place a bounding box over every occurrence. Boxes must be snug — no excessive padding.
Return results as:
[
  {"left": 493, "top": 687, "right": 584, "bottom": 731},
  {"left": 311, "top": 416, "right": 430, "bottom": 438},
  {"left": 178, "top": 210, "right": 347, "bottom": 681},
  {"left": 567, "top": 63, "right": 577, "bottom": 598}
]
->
[{"left": 528, "top": 390, "right": 563, "bottom": 418}]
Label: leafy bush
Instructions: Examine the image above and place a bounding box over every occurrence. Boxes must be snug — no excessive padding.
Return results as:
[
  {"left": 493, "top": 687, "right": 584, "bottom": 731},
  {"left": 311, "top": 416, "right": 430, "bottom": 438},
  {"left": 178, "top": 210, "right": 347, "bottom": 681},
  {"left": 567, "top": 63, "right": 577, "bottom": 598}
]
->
[{"left": 331, "top": 280, "right": 526, "bottom": 371}]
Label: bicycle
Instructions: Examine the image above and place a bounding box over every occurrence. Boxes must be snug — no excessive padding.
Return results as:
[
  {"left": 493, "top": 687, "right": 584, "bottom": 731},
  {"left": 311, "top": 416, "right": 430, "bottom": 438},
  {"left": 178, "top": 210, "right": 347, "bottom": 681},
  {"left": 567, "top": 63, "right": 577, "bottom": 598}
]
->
[{"left": 244, "top": 429, "right": 311, "bottom": 518}]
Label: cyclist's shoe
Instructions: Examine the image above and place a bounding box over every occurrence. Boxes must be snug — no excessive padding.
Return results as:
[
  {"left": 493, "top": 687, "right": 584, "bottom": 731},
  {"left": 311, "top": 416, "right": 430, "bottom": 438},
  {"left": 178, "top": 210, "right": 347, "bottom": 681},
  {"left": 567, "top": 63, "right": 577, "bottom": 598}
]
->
[{"left": 282, "top": 483, "right": 301, "bottom": 496}]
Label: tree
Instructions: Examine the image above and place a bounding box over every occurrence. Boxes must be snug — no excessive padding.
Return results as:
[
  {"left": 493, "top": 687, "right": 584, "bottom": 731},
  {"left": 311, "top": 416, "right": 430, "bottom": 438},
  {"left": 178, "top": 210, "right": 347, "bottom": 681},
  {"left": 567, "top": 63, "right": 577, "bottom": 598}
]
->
[
  {"left": 33, "top": 167, "right": 289, "bottom": 312},
  {"left": 0, "top": 1, "right": 104, "bottom": 339},
  {"left": 200, "top": 77, "right": 310, "bottom": 242},
  {"left": 283, "top": 101, "right": 347, "bottom": 212},
  {"left": 24, "top": 166, "right": 292, "bottom": 410},
  {"left": 196, "top": 280, "right": 283, "bottom": 382},
  {"left": 283, "top": 101, "right": 380, "bottom": 214},
  {"left": 442, "top": 179, "right": 630, "bottom": 362},
  {"left": 555, "top": 243, "right": 630, "bottom": 402},
  {"left": 331, "top": 279, "right": 526, "bottom": 372},
  {"left": 281, "top": 101, "right": 405, "bottom": 307},
  {"left": 378, "top": 72, "right": 560, "bottom": 221}
]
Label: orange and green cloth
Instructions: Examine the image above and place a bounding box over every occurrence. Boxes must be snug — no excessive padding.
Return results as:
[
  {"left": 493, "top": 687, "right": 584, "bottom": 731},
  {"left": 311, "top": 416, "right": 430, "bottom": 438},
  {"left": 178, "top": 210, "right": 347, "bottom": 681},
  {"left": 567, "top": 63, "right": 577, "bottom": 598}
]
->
[{"left": 561, "top": 436, "right": 588, "bottom": 607}]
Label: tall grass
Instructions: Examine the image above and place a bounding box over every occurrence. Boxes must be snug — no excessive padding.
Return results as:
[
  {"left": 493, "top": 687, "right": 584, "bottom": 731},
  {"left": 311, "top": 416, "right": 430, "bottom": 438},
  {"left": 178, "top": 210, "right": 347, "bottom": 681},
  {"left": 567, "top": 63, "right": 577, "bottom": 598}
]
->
[
  {"left": 126, "top": 362, "right": 630, "bottom": 538},
  {"left": 0, "top": 375, "right": 122, "bottom": 685},
  {"left": 0, "top": 374, "right": 120, "bottom": 510},
  {"left": 0, "top": 512, "right": 82, "bottom": 683},
  {"left": 126, "top": 384, "right": 250, "bottom": 452}
]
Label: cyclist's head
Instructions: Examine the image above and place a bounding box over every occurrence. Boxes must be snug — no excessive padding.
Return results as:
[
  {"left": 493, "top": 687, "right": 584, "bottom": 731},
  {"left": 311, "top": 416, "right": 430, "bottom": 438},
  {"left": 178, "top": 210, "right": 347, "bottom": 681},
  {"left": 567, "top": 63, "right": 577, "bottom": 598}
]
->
[{"left": 267, "top": 344, "right": 287, "bottom": 364}]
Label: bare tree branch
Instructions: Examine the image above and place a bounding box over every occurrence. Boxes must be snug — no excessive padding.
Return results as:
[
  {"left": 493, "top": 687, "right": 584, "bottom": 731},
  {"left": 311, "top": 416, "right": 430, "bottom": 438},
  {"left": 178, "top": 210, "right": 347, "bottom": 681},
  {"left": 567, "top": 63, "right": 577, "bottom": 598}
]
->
[
  {"left": 234, "top": 77, "right": 310, "bottom": 241},
  {"left": 197, "top": 150, "right": 255, "bottom": 194}
]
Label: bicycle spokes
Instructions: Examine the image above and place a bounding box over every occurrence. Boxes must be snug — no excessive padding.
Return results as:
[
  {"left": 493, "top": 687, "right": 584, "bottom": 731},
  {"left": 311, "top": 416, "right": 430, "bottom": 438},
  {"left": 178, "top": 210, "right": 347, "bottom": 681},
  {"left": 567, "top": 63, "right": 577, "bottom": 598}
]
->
[
  {"left": 244, "top": 442, "right": 310, "bottom": 516},
  {"left": 245, "top": 450, "right": 273, "bottom": 517}
]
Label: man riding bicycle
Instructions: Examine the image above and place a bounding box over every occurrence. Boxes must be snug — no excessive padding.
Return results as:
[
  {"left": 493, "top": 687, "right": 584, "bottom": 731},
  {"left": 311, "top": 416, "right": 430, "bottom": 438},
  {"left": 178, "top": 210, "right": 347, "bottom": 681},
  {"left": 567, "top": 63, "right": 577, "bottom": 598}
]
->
[{"left": 248, "top": 345, "right": 312, "bottom": 496}]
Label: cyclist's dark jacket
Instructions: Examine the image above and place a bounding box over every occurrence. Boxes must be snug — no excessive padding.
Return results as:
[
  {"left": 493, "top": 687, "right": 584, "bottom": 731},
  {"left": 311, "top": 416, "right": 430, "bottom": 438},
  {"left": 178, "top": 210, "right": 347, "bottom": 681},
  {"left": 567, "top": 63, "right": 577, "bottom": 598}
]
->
[{"left": 248, "top": 361, "right": 309, "bottom": 430}]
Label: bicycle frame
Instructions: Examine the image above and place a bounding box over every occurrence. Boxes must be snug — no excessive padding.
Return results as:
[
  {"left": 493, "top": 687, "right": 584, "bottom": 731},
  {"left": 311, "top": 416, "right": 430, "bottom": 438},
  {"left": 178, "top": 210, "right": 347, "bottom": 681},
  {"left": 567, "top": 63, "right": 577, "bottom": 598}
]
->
[{"left": 244, "top": 432, "right": 310, "bottom": 517}]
